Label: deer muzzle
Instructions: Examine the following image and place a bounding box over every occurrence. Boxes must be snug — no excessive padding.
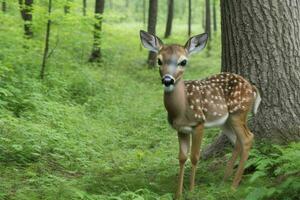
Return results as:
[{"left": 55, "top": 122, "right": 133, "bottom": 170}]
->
[{"left": 162, "top": 74, "right": 175, "bottom": 87}]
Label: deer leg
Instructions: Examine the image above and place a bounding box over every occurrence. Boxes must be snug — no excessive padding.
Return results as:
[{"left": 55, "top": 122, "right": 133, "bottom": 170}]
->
[
  {"left": 223, "top": 139, "right": 241, "bottom": 181},
  {"left": 189, "top": 125, "right": 204, "bottom": 191},
  {"left": 230, "top": 117, "right": 254, "bottom": 189},
  {"left": 176, "top": 132, "right": 190, "bottom": 199}
]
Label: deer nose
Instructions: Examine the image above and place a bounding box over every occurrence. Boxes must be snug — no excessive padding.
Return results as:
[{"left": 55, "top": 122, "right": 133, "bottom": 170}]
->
[{"left": 162, "top": 75, "right": 175, "bottom": 86}]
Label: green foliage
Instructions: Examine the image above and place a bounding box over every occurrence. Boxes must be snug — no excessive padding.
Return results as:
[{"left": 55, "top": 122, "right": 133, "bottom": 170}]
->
[{"left": 0, "top": 1, "right": 298, "bottom": 200}]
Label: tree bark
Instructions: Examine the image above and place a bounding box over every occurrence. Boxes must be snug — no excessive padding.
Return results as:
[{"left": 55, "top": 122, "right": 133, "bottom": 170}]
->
[
  {"left": 18, "top": 0, "right": 33, "bottom": 38},
  {"left": 213, "top": 0, "right": 217, "bottom": 32},
  {"left": 2, "top": 0, "right": 6, "bottom": 12},
  {"left": 205, "top": 0, "right": 211, "bottom": 38},
  {"left": 40, "top": 0, "right": 52, "bottom": 79},
  {"left": 89, "top": 0, "right": 105, "bottom": 62},
  {"left": 188, "top": 0, "right": 191, "bottom": 36},
  {"left": 203, "top": 0, "right": 300, "bottom": 159},
  {"left": 164, "top": 0, "right": 173, "bottom": 38},
  {"left": 221, "top": 0, "right": 300, "bottom": 142},
  {"left": 83, "top": 0, "right": 86, "bottom": 16},
  {"left": 147, "top": 0, "right": 158, "bottom": 67}
]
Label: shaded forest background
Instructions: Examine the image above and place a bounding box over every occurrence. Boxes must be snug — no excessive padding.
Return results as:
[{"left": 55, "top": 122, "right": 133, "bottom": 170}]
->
[{"left": 0, "top": 0, "right": 299, "bottom": 200}]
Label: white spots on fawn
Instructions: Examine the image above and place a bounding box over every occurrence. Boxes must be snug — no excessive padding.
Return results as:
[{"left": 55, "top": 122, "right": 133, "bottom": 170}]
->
[{"left": 185, "top": 73, "right": 256, "bottom": 120}]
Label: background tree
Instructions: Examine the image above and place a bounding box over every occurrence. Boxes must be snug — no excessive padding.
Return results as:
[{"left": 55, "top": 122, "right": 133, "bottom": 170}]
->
[
  {"left": 147, "top": 0, "right": 158, "bottom": 67},
  {"left": 213, "top": 0, "right": 217, "bottom": 32},
  {"left": 18, "top": 0, "right": 33, "bottom": 38},
  {"left": 64, "top": 0, "right": 71, "bottom": 14},
  {"left": 164, "top": 0, "right": 174, "bottom": 38},
  {"left": 89, "top": 0, "right": 105, "bottom": 62},
  {"left": 205, "top": 0, "right": 211, "bottom": 38},
  {"left": 187, "top": 0, "right": 191, "bottom": 36},
  {"left": 40, "top": 0, "right": 52, "bottom": 79},
  {"left": 2, "top": 0, "right": 6, "bottom": 12},
  {"left": 83, "top": 0, "right": 86, "bottom": 16}
]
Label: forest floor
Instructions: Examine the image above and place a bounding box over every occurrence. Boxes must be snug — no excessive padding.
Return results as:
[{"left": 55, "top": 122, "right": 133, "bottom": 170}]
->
[{"left": 0, "top": 20, "right": 299, "bottom": 200}]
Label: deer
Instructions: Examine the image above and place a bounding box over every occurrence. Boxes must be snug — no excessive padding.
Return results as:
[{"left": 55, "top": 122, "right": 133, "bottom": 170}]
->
[{"left": 139, "top": 30, "right": 261, "bottom": 198}]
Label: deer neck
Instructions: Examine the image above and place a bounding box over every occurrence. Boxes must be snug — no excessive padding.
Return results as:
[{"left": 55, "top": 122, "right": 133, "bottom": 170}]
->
[{"left": 164, "top": 79, "right": 187, "bottom": 119}]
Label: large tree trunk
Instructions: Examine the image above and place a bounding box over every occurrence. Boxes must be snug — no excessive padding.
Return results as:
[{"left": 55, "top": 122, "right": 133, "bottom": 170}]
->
[
  {"left": 205, "top": 0, "right": 211, "bottom": 38},
  {"left": 203, "top": 0, "right": 300, "bottom": 159},
  {"left": 40, "top": 0, "right": 52, "bottom": 79},
  {"left": 213, "top": 0, "right": 217, "bottom": 32},
  {"left": 2, "top": 0, "right": 6, "bottom": 12},
  {"left": 164, "top": 0, "right": 173, "bottom": 38},
  {"left": 18, "top": 0, "right": 33, "bottom": 38},
  {"left": 221, "top": 0, "right": 300, "bottom": 142},
  {"left": 187, "top": 0, "right": 191, "bottom": 36},
  {"left": 147, "top": 0, "right": 158, "bottom": 67},
  {"left": 89, "top": 0, "right": 105, "bottom": 62}
]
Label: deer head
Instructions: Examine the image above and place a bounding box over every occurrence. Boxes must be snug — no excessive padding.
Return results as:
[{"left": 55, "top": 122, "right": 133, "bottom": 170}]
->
[{"left": 140, "top": 30, "right": 208, "bottom": 92}]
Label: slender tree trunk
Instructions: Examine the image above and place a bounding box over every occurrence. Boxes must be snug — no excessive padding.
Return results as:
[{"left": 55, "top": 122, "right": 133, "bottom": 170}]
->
[
  {"left": 205, "top": 0, "right": 211, "bottom": 38},
  {"left": 40, "top": 0, "right": 52, "bottom": 79},
  {"left": 164, "top": 0, "right": 174, "bottom": 38},
  {"left": 213, "top": 0, "right": 217, "bottom": 32},
  {"left": 2, "top": 0, "right": 6, "bottom": 12},
  {"left": 83, "top": 0, "right": 86, "bottom": 16},
  {"left": 89, "top": 0, "right": 105, "bottom": 62},
  {"left": 202, "top": 1, "right": 205, "bottom": 30},
  {"left": 18, "top": 0, "right": 33, "bottom": 38},
  {"left": 109, "top": 0, "right": 112, "bottom": 9},
  {"left": 125, "top": 0, "right": 129, "bottom": 8},
  {"left": 203, "top": 0, "right": 300, "bottom": 158},
  {"left": 64, "top": 1, "right": 70, "bottom": 14},
  {"left": 143, "top": 0, "right": 146, "bottom": 26},
  {"left": 147, "top": 0, "right": 158, "bottom": 67},
  {"left": 188, "top": 0, "right": 191, "bottom": 36}
]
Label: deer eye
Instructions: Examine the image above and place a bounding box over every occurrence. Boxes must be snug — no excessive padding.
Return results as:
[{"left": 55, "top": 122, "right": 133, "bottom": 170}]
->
[
  {"left": 179, "top": 60, "right": 187, "bottom": 66},
  {"left": 157, "top": 59, "right": 163, "bottom": 65}
]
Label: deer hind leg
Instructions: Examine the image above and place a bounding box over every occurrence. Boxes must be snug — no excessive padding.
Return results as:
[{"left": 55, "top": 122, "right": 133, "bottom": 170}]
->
[
  {"left": 229, "top": 113, "right": 254, "bottom": 189},
  {"left": 176, "top": 132, "right": 190, "bottom": 199},
  {"left": 223, "top": 126, "right": 241, "bottom": 181},
  {"left": 189, "top": 125, "right": 204, "bottom": 191}
]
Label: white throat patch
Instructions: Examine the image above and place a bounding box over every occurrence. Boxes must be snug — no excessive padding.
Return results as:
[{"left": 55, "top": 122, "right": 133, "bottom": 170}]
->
[{"left": 164, "top": 84, "right": 175, "bottom": 92}]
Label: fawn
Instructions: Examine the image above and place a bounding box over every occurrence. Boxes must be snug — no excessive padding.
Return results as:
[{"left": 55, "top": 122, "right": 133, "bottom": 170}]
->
[{"left": 140, "top": 30, "right": 261, "bottom": 198}]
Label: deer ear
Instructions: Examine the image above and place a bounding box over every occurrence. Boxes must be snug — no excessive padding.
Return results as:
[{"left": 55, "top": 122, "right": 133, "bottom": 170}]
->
[
  {"left": 140, "top": 30, "right": 163, "bottom": 53},
  {"left": 184, "top": 33, "right": 208, "bottom": 55}
]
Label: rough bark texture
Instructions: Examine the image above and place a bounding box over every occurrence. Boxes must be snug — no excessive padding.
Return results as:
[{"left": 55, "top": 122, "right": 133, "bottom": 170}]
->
[
  {"left": 89, "top": 0, "right": 105, "bottom": 62},
  {"left": 188, "top": 0, "right": 191, "bottom": 36},
  {"left": 221, "top": 0, "right": 300, "bottom": 142},
  {"left": 164, "top": 0, "right": 173, "bottom": 38},
  {"left": 18, "top": 0, "right": 33, "bottom": 38},
  {"left": 205, "top": 0, "right": 211, "bottom": 38},
  {"left": 147, "top": 0, "right": 158, "bottom": 67},
  {"left": 83, "top": 0, "right": 86, "bottom": 16},
  {"left": 2, "top": 0, "right": 6, "bottom": 12},
  {"left": 40, "top": 0, "right": 52, "bottom": 79},
  {"left": 213, "top": 0, "right": 217, "bottom": 32},
  {"left": 203, "top": 0, "right": 300, "bottom": 159}
]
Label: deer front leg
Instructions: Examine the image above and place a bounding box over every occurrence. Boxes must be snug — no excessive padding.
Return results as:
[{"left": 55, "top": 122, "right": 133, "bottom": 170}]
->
[
  {"left": 189, "top": 124, "right": 204, "bottom": 191},
  {"left": 176, "top": 132, "right": 190, "bottom": 199}
]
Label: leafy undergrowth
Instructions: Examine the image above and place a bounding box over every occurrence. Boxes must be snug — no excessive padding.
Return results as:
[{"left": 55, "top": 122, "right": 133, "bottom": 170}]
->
[{"left": 0, "top": 7, "right": 299, "bottom": 200}]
